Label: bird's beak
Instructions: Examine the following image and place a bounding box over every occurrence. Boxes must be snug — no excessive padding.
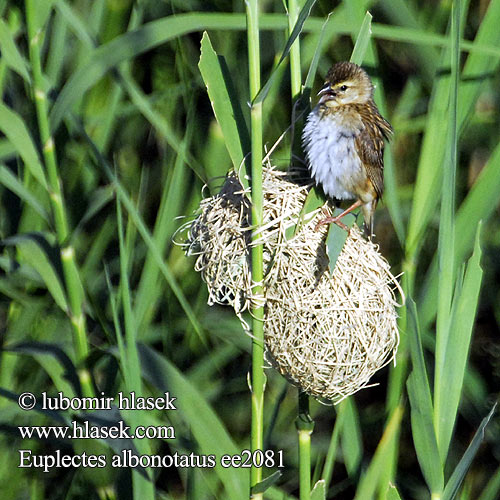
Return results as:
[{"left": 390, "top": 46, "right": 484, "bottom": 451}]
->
[{"left": 318, "top": 83, "right": 336, "bottom": 104}]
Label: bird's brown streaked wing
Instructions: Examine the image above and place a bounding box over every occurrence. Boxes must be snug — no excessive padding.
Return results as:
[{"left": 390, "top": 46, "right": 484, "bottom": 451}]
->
[{"left": 354, "top": 104, "right": 393, "bottom": 198}]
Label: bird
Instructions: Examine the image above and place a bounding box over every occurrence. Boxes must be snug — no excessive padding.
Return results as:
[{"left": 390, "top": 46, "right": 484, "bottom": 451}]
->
[{"left": 302, "top": 61, "right": 393, "bottom": 236}]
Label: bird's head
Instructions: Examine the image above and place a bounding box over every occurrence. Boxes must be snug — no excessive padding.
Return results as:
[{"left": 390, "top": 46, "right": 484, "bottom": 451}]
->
[{"left": 317, "top": 62, "right": 373, "bottom": 107}]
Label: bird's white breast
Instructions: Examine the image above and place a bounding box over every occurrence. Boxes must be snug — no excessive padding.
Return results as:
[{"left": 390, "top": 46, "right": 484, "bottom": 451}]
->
[{"left": 302, "top": 107, "right": 364, "bottom": 200}]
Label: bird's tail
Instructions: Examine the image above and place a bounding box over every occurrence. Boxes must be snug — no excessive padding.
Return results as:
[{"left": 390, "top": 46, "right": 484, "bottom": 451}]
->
[{"left": 361, "top": 199, "right": 377, "bottom": 238}]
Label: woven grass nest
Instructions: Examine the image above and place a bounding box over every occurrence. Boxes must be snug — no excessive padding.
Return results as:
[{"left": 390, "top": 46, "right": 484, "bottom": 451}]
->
[{"left": 183, "top": 165, "right": 403, "bottom": 402}]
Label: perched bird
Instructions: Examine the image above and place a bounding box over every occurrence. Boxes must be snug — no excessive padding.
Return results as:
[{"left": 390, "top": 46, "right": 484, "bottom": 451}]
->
[{"left": 302, "top": 61, "right": 392, "bottom": 236}]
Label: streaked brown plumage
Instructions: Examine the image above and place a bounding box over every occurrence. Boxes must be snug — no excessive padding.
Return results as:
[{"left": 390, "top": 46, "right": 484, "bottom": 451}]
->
[{"left": 302, "top": 62, "right": 392, "bottom": 235}]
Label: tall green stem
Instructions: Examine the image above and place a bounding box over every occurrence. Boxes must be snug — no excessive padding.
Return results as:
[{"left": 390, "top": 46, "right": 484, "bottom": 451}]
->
[
  {"left": 288, "top": 0, "right": 303, "bottom": 100},
  {"left": 288, "top": 3, "right": 312, "bottom": 496},
  {"left": 287, "top": 0, "right": 304, "bottom": 165},
  {"left": 246, "top": 0, "right": 265, "bottom": 497},
  {"left": 296, "top": 391, "right": 314, "bottom": 500},
  {"left": 25, "top": 0, "right": 93, "bottom": 397}
]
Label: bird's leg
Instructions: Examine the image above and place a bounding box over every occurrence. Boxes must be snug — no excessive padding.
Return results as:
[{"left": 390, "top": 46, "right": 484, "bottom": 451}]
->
[{"left": 315, "top": 199, "right": 363, "bottom": 232}]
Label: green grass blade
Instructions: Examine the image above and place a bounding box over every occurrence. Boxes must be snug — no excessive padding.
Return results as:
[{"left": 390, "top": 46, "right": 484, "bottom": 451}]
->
[
  {"left": 434, "top": 0, "right": 460, "bottom": 458},
  {"left": 0, "top": 17, "right": 30, "bottom": 82},
  {"left": 0, "top": 102, "right": 48, "bottom": 190},
  {"left": 105, "top": 266, "right": 129, "bottom": 388},
  {"left": 321, "top": 403, "right": 344, "bottom": 491},
  {"left": 341, "top": 398, "right": 363, "bottom": 477},
  {"left": 138, "top": 344, "right": 249, "bottom": 499},
  {"left": 326, "top": 211, "right": 356, "bottom": 274},
  {"left": 57, "top": 0, "right": 205, "bottom": 179},
  {"left": 117, "top": 68, "right": 206, "bottom": 180},
  {"left": 252, "top": 471, "right": 282, "bottom": 495},
  {"left": 134, "top": 139, "right": 191, "bottom": 331},
  {"left": 304, "top": 12, "right": 334, "bottom": 93},
  {"left": 45, "top": 7, "right": 68, "bottom": 84},
  {"left": 286, "top": 187, "right": 324, "bottom": 240},
  {"left": 75, "top": 122, "right": 204, "bottom": 339},
  {"left": 49, "top": 11, "right": 500, "bottom": 133},
  {"left": 54, "top": 0, "right": 94, "bottom": 48},
  {"left": 116, "top": 197, "right": 141, "bottom": 395},
  {"left": 281, "top": 0, "right": 316, "bottom": 70},
  {"left": 3, "top": 234, "right": 68, "bottom": 313},
  {"left": 353, "top": 405, "right": 404, "bottom": 500},
  {"left": 406, "top": 299, "right": 443, "bottom": 495},
  {"left": 404, "top": 52, "right": 451, "bottom": 257},
  {"left": 435, "top": 225, "right": 484, "bottom": 462},
  {"left": 5, "top": 341, "right": 80, "bottom": 397},
  {"left": 29, "top": 0, "right": 54, "bottom": 34},
  {"left": 0, "top": 139, "right": 16, "bottom": 161},
  {"left": 113, "top": 173, "right": 204, "bottom": 339},
  {"left": 71, "top": 186, "right": 114, "bottom": 240},
  {"left": 253, "top": 0, "right": 317, "bottom": 105},
  {"left": 457, "top": 0, "right": 500, "bottom": 133},
  {"left": 0, "top": 164, "right": 49, "bottom": 223},
  {"left": 50, "top": 13, "right": 249, "bottom": 131},
  {"left": 386, "top": 483, "right": 403, "bottom": 500},
  {"left": 116, "top": 197, "right": 155, "bottom": 500},
  {"left": 442, "top": 404, "right": 497, "bottom": 500},
  {"left": 406, "top": 0, "right": 500, "bottom": 258},
  {"left": 349, "top": 11, "right": 372, "bottom": 66},
  {"left": 305, "top": 17, "right": 500, "bottom": 57},
  {"left": 198, "top": 32, "right": 250, "bottom": 176},
  {"left": 310, "top": 479, "right": 326, "bottom": 500},
  {"left": 419, "top": 138, "right": 500, "bottom": 329}
]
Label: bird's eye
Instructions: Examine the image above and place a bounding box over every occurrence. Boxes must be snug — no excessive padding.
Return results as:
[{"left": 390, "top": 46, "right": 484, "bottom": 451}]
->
[{"left": 340, "top": 85, "right": 348, "bottom": 91}]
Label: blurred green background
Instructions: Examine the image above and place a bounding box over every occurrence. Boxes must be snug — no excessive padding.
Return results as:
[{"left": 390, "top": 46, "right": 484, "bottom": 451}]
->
[{"left": 0, "top": 0, "right": 499, "bottom": 499}]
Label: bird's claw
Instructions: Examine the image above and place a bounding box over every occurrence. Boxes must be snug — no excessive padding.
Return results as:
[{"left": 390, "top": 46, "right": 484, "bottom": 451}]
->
[{"left": 314, "top": 216, "right": 350, "bottom": 233}]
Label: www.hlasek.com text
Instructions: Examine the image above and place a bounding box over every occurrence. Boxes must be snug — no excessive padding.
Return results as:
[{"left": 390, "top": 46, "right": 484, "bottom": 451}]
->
[{"left": 18, "top": 420, "right": 175, "bottom": 440}]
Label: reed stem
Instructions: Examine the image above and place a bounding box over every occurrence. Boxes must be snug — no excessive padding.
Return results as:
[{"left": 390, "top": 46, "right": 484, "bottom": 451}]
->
[
  {"left": 246, "top": 0, "right": 265, "bottom": 497},
  {"left": 25, "top": 0, "right": 93, "bottom": 397},
  {"left": 296, "top": 391, "right": 314, "bottom": 500}
]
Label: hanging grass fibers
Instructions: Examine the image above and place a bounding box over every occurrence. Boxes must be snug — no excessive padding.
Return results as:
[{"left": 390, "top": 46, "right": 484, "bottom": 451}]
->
[{"left": 184, "top": 166, "right": 403, "bottom": 402}]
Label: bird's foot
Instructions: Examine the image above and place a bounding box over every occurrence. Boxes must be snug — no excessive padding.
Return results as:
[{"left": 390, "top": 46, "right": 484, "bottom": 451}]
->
[{"left": 315, "top": 215, "right": 350, "bottom": 233}]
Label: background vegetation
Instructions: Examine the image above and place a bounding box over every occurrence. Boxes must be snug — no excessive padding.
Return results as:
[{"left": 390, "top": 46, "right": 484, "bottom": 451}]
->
[{"left": 0, "top": 0, "right": 499, "bottom": 499}]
